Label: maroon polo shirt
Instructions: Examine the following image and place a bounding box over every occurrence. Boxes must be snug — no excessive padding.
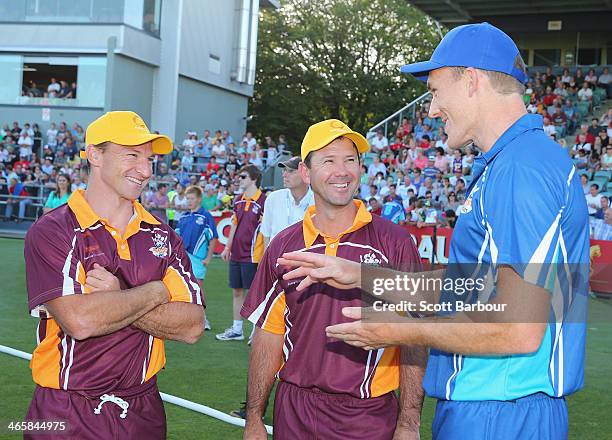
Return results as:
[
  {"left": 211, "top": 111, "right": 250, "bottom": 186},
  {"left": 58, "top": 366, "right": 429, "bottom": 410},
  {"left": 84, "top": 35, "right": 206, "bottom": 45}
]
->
[
  {"left": 231, "top": 189, "right": 266, "bottom": 263},
  {"left": 24, "top": 189, "right": 203, "bottom": 392},
  {"left": 241, "top": 200, "right": 421, "bottom": 398}
]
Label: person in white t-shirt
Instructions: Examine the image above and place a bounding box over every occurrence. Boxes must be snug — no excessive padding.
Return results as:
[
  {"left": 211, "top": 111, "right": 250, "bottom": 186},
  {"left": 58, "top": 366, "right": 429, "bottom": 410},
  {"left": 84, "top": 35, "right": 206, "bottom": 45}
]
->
[
  {"left": 242, "top": 132, "right": 257, "bottom": 151},
  {"left": 571, "top": 134, "right": 592, "bottom": 156},
  {"left": 370, "top": 129, "right": 389, "bottom": 153},
  {"left": 577, "top": 82, "right": 593, "bottom": 102},
  {"left": 261, "top": 156, "right": 314, "bottom": 248},
  {"left": 367, "top": 154, "right": 387, "bottom": 178},
  {"left": 46, "top": 123, "right": 58, "bottom": 148},
  {"left": 543, "top": 117, "right": 557, "bottom": 137},
  {"left": 211, "top": 139, "right": 227, "bottom": 164},
  {"left": 435, "top": 131, "right": 449, "bottom": 152},
  {"left": 585, "top": 184, "right": 603, "bottom": 216},
  {"left": 47, "top": 78, "right": 60, "bottom": 97}
]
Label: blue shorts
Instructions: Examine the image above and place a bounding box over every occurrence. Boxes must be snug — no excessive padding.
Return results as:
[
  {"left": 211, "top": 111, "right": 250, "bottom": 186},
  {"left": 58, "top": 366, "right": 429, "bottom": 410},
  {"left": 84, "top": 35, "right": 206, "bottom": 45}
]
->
[
  {"left": 432, "top": 393, "right": 567, "bottom": 440},
  {"left": 188, "top": 252, "right": 207, "bottom": 280},
  {"left": 229, "top": 260, "right": 258, "bottom": 289}
]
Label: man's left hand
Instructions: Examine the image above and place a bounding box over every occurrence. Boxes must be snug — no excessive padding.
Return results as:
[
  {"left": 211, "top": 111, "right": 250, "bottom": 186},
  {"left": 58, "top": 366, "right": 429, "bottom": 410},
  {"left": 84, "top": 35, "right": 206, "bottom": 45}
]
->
[
  {"left": 85, "top": 263, "right": 120, "bottom": 293},
  {"left": 325, "top": 307, "right": 399, "bottom": 350}
]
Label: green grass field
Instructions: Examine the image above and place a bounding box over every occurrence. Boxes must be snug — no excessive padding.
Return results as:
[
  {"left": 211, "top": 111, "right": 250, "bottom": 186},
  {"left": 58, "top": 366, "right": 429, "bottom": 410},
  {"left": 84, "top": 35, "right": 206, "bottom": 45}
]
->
[{"left": 0, "top": 237, "right": 610, "bottom": 439}]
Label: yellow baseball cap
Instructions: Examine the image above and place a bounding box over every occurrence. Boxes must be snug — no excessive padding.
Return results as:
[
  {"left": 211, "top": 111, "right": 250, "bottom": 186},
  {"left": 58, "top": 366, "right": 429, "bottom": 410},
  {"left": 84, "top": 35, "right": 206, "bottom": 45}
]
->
[
  {"left": 300, "top": 119, "right": 369, "bottom": 161},
  {"left": 79, "top": 111, "right": 173, "bottom": 159}
]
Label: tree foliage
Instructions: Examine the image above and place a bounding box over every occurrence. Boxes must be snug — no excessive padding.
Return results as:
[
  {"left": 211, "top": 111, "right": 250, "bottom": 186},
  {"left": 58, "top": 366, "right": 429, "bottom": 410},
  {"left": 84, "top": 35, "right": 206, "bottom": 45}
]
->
[{"left": 249, "top": 0, "right": 441, "bottom": 149}]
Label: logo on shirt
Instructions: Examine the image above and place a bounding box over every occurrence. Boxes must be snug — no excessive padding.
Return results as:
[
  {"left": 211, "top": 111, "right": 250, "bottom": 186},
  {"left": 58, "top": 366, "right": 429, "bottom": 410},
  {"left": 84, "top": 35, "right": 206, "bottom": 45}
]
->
[
  {"left": 196, "top": 217, "right": 205, "bottom": 225},
  {"left": 460, "top": 184, "right": 479, "bottom": 215},
  {"left": 252, "top": 205, "right": 259, "bottom": 215},
  {"left": 360, "top": 252, "right": 381, "bottom": 265},
  {"left": 149, "top": 232, "right": 168, "bottom": 258}
]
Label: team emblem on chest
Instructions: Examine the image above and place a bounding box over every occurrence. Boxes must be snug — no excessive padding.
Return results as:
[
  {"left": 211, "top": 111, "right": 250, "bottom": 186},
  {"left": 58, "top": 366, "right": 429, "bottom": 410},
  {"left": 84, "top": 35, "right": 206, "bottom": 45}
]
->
[
  {"left": 149, "top": 232, "right": 169, "bottom": 258},
  {"left": 360, "top": 252, "right": 381, "bottom": 265}
]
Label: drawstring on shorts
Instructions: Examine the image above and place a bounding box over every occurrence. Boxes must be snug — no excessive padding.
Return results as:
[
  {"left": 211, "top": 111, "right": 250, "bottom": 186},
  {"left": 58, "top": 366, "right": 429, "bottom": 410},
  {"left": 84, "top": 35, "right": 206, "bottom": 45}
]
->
[{"left": 93, "top": 394, "right": 129, "bottom": 419}]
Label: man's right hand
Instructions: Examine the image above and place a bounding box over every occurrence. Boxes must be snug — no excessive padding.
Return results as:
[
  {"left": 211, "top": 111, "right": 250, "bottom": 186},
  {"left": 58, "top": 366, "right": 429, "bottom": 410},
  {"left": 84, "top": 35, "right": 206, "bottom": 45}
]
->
[
  {"left": 277, "top": 251, "right": 361, "bottom": 291},
  {"left": 243, "top": 419, "right": 268, "bottom": 440},
  {"left": 221, "top": 247, "right": 231, "bottom": 262}
]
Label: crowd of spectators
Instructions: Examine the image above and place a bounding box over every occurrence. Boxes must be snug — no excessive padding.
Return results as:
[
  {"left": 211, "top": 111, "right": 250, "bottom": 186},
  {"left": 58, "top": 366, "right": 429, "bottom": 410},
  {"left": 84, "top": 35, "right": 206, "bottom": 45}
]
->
[
  {"left": 0, "top": 67, "right": 610, "bottom": 239},
  {"left": 22, "top": 78, "right": 78, "bottom": 100},
  {"left": 357, "top": 66, "right": 611, "bottom": 236},
  {"left": 0, "top": 120, "right": 289, "bottom": 222}
]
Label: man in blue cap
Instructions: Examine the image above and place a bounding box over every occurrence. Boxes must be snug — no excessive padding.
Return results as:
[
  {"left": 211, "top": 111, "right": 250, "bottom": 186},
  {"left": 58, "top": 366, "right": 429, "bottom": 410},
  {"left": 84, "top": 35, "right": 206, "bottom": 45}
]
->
[{"left": 278, "top": 22, "right": 590, "bottom": 439}]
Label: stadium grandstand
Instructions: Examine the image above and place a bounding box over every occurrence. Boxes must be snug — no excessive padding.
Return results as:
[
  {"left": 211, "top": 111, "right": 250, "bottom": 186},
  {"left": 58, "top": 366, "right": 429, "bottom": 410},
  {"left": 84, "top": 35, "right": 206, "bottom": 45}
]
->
[{"left": 2, "top": 66, "right": 610, "bottom": 239}]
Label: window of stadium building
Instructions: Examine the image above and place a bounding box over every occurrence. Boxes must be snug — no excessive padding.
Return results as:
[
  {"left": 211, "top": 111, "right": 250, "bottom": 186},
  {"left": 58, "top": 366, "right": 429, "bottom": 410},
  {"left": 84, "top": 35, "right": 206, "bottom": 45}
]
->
[
  {"left": 577, "top": 48, "right": 600, "bottom": 66},
  {"left": 0, "top": 0, "right": 160, "bottom": 37},
  {"left": 533, "top": 49, "right": 561, "bottom": 66},
  {"left": 122, "top": 0, "right": 162, "bottom": 37},
  {"left": 0, "top": 55, "right": 106, "bottom": 108},
  {"left": 0, "top": 0, "right": 124, "bottom": 23}
]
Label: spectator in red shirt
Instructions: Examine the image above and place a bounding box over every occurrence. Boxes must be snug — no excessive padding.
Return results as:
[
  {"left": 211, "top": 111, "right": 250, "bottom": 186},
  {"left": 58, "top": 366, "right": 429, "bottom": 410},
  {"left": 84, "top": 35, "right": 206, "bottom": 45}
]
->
[
  {"left": 368, "top": 197, "right": 382, "bottom": 216},
  {"left": 14, "top": 156, "right": 30, "bottom": 170},
  {"left": 401, "top": 117, "right": 413, "bottom": 136},
  {"left": 576, "top": 123, "right": 595, "bottom": 146},
  {"left": 206, "top": 155, "right": 220, "bottom": 176},
  {"left": 5, "top": 177, "right": 31, "bottom": 221},
  {"left": 389, "top": 128, "right": 405, "bottom": 152},
  {"left": 420, "top": 134, "right": 431, "bottom": 150},
  {"left": 542, "top": 86, "right": 557, "bottom": 107}
]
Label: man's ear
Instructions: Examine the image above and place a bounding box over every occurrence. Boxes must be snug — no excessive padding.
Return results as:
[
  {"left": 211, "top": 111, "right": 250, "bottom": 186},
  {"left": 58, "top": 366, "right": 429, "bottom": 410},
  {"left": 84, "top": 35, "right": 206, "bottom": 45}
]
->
[
  {"left": 298, "top": 162, "right": 310, "bottom": 185},
  {"left": 86, "top": 144, "right": 102, "bottom": 168},
  {"left": 465, "top": 67, "right": 480, "bottom": 98}
]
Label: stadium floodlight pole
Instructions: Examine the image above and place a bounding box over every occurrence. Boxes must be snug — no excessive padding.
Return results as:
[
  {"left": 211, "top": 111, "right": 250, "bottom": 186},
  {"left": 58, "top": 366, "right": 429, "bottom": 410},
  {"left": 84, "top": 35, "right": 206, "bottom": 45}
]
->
[{"left": 0, "top": 345, "right": 274, "bottom": 436}]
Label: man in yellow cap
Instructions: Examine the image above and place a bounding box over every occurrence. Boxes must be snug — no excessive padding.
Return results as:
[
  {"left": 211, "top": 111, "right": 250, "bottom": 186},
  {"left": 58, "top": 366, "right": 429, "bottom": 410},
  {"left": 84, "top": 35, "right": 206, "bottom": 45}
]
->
[
  {"left": 241, "top": 119, "right": 426, "bottom": 439},
  {"left": 23, "top": 111, "right": 205, "bottom": 439}
]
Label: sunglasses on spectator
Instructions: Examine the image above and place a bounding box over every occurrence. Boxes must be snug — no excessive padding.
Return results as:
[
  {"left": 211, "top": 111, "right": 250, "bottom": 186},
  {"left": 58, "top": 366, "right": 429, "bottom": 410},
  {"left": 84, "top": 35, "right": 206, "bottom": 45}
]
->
[{"left": 239, "top": 174, "right": 249, "bottom": 179}]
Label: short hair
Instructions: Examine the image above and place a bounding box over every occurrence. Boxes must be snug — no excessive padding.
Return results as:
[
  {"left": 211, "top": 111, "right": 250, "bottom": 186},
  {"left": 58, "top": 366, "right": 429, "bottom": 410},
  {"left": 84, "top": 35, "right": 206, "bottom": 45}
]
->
[
  {"left": 83, "top": 141, "right": 110, "bottom": 174},
  {"left": 450, "top": 66, "right": 526, "bottom": 95},
  {"left": 591, "top": 183, "right": 599, "bottom": 190},
  {"left": 238, "top": 164, "right": 262, "bottom": 186},
  {"left": 185, "top": 185, "right": 203, "bottom": 198}
]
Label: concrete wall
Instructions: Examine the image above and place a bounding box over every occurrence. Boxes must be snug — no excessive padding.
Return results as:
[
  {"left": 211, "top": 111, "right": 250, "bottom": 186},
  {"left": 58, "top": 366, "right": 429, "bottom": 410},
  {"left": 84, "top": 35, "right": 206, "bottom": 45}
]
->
[
  {"left": 108, "top": 54, "right": 156, "bottom": 126},
  {"left": 175, "top": 75, "right": 247, "bottom": 144},
  {"left": 179, "top": 0, "right": 254, "bottom": 98},
  {"left": 0, "top": 23, "right": 161, "bottom": 66}
]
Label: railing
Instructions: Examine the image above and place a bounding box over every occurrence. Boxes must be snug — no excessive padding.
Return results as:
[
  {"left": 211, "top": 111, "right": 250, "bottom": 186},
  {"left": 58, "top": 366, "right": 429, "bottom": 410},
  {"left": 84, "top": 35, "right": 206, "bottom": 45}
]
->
[{"left": 368, "top": 91, "right": 432, "bottom": 140}]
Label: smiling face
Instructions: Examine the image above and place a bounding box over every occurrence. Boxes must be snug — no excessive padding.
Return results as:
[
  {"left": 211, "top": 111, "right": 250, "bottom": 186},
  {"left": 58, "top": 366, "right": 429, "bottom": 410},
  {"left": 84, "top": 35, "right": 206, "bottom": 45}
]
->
[
  {"left": 93, "top": 142, "right": 154, "bottom": 201},
  {"left": 428, "top": 67, "right": 477, "bottom": 150},
  {"left": 301, "top": 137, "right": 360, "bottom": 209}
]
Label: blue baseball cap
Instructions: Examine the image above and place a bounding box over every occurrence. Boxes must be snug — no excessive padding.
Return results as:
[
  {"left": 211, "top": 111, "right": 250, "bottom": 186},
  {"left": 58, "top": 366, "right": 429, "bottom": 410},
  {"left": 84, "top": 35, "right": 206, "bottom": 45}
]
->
[{"left": 400, "top": 22, "right": 528, "bottom": 84}]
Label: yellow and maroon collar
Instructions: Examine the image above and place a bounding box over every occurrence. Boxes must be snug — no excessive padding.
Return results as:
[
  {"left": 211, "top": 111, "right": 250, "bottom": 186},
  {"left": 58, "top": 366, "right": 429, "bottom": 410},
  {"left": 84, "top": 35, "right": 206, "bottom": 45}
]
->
[
  {"left": 303, "top": 199, "right": 372, "bottom": 248},
  {"left": 241, "top": 188, "right": 262, "bottom": 202},
  {"left": 67, "top": 189, "right": 161, "bottom": 230}
]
